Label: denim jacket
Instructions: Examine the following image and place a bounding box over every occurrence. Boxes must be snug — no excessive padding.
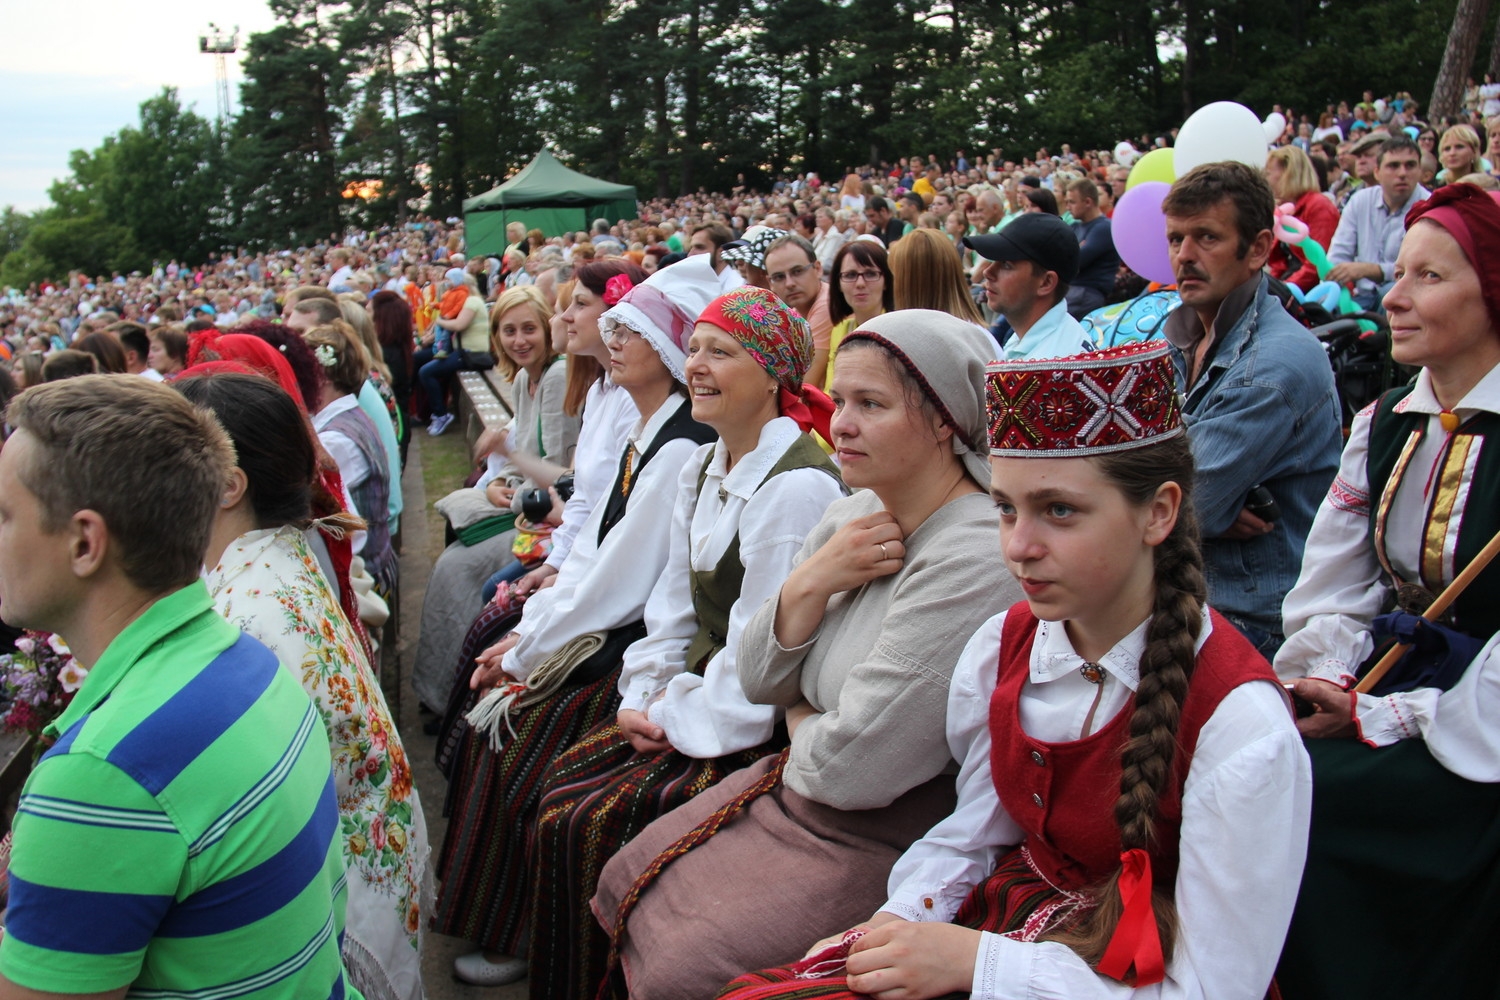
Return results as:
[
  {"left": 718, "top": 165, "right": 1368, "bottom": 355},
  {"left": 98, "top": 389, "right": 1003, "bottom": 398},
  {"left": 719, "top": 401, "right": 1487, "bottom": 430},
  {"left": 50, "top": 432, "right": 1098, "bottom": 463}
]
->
[{"left": 1164, "top": 274, "right": 1342, "bottom": 636}]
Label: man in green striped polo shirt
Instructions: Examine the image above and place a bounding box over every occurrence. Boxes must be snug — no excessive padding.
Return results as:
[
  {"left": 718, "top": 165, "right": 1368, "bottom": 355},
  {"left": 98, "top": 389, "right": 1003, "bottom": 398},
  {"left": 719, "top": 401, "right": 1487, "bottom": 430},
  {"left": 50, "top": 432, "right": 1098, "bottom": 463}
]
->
[{"left": 0, "top": 376, "right": 358, "bottom": 999}]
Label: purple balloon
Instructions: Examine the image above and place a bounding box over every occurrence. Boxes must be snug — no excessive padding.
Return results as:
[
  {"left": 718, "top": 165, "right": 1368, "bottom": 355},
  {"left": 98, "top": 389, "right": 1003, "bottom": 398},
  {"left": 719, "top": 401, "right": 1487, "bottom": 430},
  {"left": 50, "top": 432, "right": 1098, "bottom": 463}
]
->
[{"left": 1111, "top": 181, "right": 1175, "bottom": 286}]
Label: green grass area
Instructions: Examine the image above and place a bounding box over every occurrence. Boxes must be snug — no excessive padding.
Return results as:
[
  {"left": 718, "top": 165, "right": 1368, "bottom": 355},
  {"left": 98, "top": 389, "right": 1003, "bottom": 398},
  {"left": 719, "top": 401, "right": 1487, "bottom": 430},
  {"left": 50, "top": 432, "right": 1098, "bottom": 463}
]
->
[{"left": 418, "top": 429, "right": 477, "bottom": 560}]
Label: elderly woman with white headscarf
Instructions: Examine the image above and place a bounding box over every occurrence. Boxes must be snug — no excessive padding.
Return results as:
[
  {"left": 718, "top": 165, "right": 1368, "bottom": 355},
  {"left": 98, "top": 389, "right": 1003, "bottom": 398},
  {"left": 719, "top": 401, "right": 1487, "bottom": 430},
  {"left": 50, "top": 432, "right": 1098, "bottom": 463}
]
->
[{"left": 430, "top": 255, "right": 723, "bottom": 987}]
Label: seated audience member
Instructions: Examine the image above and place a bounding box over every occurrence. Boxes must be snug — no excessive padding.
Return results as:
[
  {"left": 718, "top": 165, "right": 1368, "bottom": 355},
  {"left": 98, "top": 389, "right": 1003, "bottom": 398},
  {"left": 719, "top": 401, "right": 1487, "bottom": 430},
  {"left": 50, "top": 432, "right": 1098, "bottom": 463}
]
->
[
  {"left": 966, "top": 213, "right": 1093, "bottom": 359},
  {"left": 303, "top": 321, "right": 399, "bottom": 599},
  {"left": 287, "top": 298, "right": 404, "bottom": 529},
  {"left": 415, "top": 271, "right": 488, "bottom": 436},
  {"left": 1160, "top": 162, "right": 1342, "bottom": 656},
  {"left": 1062, "top": 178, "right": 1120, "bottom": 318},
  {"left": 823, "top": 239, "right": 893, "bottom": 391},
  {"left": 720, "top": 341, "right": 1311, "bottom": 1000},
  {"left": 526, "top": 288, "right": 846, "bottom": 1000},
  {"left": 111, "top": 321, "right": 160, "bottom": 380},
  {"left": 721, "top": 225, "right": 786, "bottom": 290},
  {"left": 763, "top": 234, "right": 833, "bottom": 386},
  {"left": 1328, "top": 134, "right": 1429, "bottom": 311},
  {"left": 1266, "top": 145, "right": 1343, "bottom": 292},
  {"left": 72, "top": 330, "right": 128, "bottom": 373},
  {"left": 594, "top": 310, "right": 1024, "bottom": 999},
  {"left": 410, "top": 286, "right": 580, "bottom": 716},
  {"left": 430, "top": 256, "right": 721, "bottom": 987},
  {"left": 0, "top": 375, "right": 353, "bottom": 997},
  {"left": 1435, "top": 124, "right": 1485, "bottom": 185},
  {"left": 41, "top": 349, "right": 97, "bottom": 382},
  {"left": 179, "top": 370, "right": 428, "bottom": 1000},
  {"left": 889, "top": 228, "right": 986, "bottom": 325},
  {"left": 1276, "top": 184, "right": 1500, "bottom": 999},
  {"left": 371, "top": 290, "right": 417, "bottom": 461}
]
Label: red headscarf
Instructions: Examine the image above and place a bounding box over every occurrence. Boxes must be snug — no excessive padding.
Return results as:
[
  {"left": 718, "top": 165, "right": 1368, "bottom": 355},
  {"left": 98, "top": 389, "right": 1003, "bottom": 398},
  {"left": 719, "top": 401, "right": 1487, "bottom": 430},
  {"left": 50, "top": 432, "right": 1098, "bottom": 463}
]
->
[
  {"left": 695, "top": 287, "right": 834, "bottom": 440},
  {"left": 175, "top": 349, "right": 371, "bottom": 658},
  {"left": 1406, "top": 183, "right": 1500, "bottom": 335},
  {"left": 186, "top": 331, "right": 308, "bottom": 410}
]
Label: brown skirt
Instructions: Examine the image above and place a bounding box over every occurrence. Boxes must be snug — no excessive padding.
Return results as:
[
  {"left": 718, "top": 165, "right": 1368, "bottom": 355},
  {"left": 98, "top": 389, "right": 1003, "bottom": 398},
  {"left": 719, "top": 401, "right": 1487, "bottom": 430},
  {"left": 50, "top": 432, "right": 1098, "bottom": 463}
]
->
[{"left": 593, "top": 755, "right": 957, "bottom": 1000}]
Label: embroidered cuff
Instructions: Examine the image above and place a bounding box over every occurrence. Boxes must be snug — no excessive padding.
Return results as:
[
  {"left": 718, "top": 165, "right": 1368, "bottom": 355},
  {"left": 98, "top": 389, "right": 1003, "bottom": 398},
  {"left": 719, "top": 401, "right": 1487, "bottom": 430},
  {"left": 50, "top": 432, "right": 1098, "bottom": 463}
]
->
[
  {"left": 1306, "top": 658, "right": 1357, "bottom": 688},
  {"left": 973, "top": 931, "right": 1029, "bottom": 1000},
  {"left": 1354, "top": 692, "right": 1420, "bottom": 746}
]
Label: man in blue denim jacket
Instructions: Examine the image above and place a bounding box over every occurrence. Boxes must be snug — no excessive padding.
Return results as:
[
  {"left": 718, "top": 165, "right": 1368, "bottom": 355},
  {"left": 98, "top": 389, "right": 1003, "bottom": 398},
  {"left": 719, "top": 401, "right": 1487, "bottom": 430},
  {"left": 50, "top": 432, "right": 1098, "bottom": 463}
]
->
[{"left": 1160, "top": 162, "right": 1342, "bottom": 656}]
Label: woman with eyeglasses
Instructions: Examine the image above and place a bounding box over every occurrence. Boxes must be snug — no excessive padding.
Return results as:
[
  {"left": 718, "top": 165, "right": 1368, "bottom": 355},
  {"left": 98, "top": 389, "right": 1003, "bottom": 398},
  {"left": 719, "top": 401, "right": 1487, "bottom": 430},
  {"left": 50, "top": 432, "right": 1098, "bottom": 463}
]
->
[{"left": 823, "top": 239, "right": 894, "bottom": 392}]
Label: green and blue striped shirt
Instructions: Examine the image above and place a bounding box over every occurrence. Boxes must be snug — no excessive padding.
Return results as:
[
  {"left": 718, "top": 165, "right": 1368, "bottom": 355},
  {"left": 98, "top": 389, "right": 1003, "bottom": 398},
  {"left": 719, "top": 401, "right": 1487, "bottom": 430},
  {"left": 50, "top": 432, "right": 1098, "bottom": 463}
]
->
[{"left": 0, "top": 582, "right": 357, "bottom": 998}]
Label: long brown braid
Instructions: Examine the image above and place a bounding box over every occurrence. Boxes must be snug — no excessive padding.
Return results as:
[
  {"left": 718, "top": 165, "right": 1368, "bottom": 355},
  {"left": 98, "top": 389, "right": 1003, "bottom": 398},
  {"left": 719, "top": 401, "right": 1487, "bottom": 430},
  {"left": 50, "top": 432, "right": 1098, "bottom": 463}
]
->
[{"left": 1042, "top": 433, "right": 1205, "bottom": 968}]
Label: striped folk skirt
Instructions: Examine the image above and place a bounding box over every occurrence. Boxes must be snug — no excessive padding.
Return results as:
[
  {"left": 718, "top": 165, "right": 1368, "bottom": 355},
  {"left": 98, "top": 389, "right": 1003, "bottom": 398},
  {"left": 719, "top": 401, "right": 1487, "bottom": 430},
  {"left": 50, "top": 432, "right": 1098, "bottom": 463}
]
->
[
  {"left": 429, "top": 663, "right": 623, "bottom": 952},
  {"left": 528, "top": 721, "right": 780, "bottom": 1000},
  {"left": 714, "top": 848, "right": 1071, "bottom": 1000}
]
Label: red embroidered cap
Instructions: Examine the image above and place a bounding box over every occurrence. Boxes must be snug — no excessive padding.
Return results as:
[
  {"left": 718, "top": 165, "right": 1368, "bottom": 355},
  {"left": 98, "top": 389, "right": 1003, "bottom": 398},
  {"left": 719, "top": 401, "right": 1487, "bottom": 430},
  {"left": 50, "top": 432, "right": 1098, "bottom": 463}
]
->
[{"left": 986, "top": 340, "right": 1183, "bottom": 457}]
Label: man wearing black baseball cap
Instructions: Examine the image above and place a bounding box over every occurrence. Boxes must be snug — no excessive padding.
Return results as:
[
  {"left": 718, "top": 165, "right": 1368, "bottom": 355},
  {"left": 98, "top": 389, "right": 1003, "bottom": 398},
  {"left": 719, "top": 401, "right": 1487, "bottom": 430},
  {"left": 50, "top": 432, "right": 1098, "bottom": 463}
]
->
[{"left": 963, "top": 213, "right": 1093, "bottom": 360}]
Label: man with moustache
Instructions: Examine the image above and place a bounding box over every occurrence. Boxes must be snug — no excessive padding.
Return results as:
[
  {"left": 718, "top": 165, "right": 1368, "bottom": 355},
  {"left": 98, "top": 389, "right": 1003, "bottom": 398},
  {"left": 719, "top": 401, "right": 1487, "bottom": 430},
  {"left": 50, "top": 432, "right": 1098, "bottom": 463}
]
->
[{"left": 1159, "top": 162, "right": 1342, "bottom": 656}]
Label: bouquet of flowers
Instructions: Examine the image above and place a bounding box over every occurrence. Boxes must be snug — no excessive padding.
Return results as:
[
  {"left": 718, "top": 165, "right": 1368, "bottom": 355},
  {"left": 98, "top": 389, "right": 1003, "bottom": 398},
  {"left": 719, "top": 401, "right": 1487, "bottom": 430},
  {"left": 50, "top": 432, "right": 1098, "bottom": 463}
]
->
[{"left": 0, "top": 631, "right": 87, "bottom": 741}]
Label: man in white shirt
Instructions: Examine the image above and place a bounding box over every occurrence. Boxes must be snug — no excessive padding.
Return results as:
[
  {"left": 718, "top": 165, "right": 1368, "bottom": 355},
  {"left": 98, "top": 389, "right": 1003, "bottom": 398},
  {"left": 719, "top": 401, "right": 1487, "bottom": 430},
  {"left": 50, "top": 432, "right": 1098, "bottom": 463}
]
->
[{"left": 965, "top": 214, "right": 1092, "bottom": 360}]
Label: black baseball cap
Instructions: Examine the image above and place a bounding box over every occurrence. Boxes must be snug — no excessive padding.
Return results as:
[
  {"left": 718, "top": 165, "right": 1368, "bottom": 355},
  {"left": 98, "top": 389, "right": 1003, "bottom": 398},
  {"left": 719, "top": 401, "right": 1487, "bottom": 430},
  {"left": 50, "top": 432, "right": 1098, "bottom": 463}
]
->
[{"left": 963, "top": 213, "right": 1080, "bottom": 283}]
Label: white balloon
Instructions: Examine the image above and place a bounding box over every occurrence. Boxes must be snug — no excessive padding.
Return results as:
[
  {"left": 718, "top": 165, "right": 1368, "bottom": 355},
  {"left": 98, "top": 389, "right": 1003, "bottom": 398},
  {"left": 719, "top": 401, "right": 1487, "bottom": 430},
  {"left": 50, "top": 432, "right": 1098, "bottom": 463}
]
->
[
  {"left": 1262, "top": 112, "right": 1287, "bottom": 144},
  {"left": 1175, "top": 102, "right": 1269, "bottom": 174},
  {"left": 1114, "top": 141, "right": 1140, "bottom": 167}
]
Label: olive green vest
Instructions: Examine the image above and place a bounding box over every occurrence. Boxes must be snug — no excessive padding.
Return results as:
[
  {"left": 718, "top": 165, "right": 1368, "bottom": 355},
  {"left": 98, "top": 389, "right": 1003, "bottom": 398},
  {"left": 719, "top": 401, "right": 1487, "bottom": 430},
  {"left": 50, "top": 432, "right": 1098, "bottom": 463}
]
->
[{"left": 683, "top": 434, "right": 844, "bottom": 672}]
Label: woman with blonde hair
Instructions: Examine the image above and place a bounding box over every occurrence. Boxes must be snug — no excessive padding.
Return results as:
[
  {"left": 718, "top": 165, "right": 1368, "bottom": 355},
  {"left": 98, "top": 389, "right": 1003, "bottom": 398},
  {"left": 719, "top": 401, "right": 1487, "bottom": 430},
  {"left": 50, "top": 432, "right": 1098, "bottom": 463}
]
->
[
  {"left": 1265, "top": 145, "right": 1342, "bottom": 292},
  {"left": 410, "top": 284, "right": 580, "bottom": 717},
  {"left": 889, "top": 228, "right": 985, "bottom": 325},
  {"left": 1437, "top": 124, "right": 1486, "bottom": 184},
  {"left": 840, "top": 173, "right": 867, "bottom": 213}
]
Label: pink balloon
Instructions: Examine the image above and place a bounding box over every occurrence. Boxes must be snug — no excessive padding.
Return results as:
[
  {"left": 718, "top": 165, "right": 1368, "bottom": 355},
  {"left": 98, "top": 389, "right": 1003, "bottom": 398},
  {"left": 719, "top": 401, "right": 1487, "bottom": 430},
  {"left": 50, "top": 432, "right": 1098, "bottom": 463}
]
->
[{"left": 1111, "top": 181, "right": 1175, "bottom": 286}]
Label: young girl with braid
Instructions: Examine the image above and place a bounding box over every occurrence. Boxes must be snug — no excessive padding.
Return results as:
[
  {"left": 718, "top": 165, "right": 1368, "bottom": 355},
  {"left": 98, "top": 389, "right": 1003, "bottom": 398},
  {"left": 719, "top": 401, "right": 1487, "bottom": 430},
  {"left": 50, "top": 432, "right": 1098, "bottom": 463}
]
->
[{"left": 721, "top": 341, "right": 1312, "bottom": 1000}]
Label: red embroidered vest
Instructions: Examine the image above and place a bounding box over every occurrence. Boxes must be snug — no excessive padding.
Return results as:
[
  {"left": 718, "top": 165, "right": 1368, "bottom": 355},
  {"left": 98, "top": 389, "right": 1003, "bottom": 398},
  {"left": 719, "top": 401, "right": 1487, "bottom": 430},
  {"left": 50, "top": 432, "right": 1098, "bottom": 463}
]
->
[{"left": 989, "top": 602, "right": 1280, "bottom": 892}]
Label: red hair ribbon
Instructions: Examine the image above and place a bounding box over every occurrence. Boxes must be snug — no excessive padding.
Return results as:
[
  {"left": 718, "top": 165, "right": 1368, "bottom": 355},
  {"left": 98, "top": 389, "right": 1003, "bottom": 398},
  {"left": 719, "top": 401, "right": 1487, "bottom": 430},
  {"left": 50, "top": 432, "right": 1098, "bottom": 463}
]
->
[
  {"left": 1096, "top": 848, "right": 1165, "bottom": 986},
  {"left": 603, "top": 273, "right": 635, "bottom": 307},
  {"left": 781, "top": 383, "right": 834, "bottom": 442}
]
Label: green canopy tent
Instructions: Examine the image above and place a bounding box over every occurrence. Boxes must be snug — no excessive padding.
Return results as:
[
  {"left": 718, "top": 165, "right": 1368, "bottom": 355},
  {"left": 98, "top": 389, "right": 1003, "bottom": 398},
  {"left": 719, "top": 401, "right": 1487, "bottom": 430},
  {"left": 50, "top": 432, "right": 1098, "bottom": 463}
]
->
[{"left": 463, "top": 149, "right": 639, "bottom": 255}]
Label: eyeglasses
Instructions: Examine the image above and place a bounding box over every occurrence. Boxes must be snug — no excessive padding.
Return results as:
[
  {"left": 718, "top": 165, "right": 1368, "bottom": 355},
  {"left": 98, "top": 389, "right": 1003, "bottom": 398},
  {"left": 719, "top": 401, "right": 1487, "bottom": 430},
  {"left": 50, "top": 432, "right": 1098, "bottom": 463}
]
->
[
  {"left": 604, "top": 324, "right": 641, "bottom": 347},
  {"left": 767, "top": 263, "right": 816, "bottom": 286},
  {"left": 839, "top": 269, "right": 883, "bottom": 285}
]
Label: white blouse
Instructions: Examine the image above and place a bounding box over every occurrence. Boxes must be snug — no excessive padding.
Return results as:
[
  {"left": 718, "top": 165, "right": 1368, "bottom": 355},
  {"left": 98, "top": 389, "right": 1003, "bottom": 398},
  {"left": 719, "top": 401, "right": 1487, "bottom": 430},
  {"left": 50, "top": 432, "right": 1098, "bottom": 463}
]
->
[
  {"left": 544, "top": 376, "right": 638, "bottom": 572},
  {"left": 502, "top": 395, "right": 698, "bottom": 682},
  {"left": 882, "top": 609, "right": 1311, "bottom": 1000},
  {"left": 1275, "top": 363, "right": 1500, "bottom": 781},
  {"left": 616, "top": 417, "right": 845, "bottom": 759}
]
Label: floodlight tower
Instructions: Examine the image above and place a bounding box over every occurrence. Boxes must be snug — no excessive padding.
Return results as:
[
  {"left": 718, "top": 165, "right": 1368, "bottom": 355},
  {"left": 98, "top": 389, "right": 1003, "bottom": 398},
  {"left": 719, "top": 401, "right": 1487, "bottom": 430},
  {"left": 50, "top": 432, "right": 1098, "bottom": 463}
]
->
[{"left": 199, "top": 23, "right": 240, "bottom": 122}]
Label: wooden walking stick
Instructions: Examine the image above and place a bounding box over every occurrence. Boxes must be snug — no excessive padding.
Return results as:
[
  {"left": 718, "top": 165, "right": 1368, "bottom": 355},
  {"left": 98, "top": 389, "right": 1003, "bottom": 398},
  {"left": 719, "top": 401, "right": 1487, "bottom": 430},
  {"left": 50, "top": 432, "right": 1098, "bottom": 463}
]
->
[{"left": 1355, "top": 526, "right": 1500, "bottom": 694}]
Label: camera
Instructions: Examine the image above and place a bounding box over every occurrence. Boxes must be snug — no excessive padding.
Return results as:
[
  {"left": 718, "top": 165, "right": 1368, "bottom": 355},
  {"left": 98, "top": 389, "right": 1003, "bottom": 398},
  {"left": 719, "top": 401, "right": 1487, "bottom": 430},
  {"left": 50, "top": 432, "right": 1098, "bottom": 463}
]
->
[
  {"left": 519, "top": 472, "right": 575, "bottom": 523},
  {"left": 1245, "top": 484, "right": 1282, "bottom": 524}
]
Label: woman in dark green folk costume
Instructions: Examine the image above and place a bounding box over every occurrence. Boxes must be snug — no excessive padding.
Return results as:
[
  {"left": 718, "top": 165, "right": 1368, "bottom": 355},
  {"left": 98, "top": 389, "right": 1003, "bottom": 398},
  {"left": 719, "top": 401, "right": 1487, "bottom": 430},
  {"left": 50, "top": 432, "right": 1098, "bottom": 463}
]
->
[
  {"left": 1276, "top": 183, "right": 1500, "bottom": 998},
  {"left": 527, "top": 287, "right": 846, "bottom": 1000}
]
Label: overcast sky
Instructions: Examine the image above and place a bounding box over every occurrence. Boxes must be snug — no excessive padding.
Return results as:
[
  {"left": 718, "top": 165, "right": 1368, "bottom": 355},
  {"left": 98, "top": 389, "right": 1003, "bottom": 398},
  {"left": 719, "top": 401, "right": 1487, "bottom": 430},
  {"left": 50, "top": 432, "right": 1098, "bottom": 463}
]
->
[{"left": 0, "top": 0, "right": 280, "bottom": 212}]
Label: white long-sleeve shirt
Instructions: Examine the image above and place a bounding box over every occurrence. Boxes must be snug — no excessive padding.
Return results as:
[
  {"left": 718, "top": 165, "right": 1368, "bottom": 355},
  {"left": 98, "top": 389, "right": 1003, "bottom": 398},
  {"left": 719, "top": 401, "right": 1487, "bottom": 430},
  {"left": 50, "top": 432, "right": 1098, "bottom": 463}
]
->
[
  {"left": 544, "top": 377, "right": 638, "bottom": 572},
  {"left": 502, "top": 395, "right": 696, "bottom": 682},
  {"left": 881, "top": 609, "right": 1311, "bottom": 1000},
  {"left": 616, "top": 417, "right": 845, "bottom": 759},
  {"left": 1275, "top": 363, "right": 1500, "bottom": 781}
]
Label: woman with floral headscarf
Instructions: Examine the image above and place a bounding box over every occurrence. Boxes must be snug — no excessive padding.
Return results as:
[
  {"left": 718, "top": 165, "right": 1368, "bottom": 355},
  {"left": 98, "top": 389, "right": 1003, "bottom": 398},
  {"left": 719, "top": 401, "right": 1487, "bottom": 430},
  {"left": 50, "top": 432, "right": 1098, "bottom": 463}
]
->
[
  {"left": 594, "top": 310, "right": 1025, "bottom": 999},
  {"left": 524, "top": 287, "right": 847, "bottom": 1000}
]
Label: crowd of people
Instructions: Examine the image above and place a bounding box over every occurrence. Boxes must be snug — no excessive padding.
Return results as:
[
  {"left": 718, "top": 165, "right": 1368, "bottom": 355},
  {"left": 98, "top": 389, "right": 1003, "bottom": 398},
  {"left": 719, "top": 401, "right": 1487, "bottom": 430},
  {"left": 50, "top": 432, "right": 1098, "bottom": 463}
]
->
[{"left": 0, "top": 81, "right": 1497, "bottom": 1000}]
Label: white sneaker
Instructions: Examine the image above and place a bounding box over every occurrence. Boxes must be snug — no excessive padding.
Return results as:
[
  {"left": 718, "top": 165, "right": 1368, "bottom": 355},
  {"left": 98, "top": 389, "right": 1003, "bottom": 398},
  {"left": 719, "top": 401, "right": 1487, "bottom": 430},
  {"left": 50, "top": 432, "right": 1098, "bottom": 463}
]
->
[
  {"left": 453, "top": 951, "right": 527, "bottom": 986},
  {"left": 428, "top": 413, "right": 456, "bottom": 436}
]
